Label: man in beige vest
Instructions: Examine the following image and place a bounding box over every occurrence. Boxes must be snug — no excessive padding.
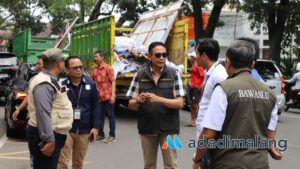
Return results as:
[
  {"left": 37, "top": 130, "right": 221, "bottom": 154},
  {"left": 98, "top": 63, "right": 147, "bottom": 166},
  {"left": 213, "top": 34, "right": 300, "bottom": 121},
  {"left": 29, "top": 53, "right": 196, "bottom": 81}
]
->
[
  {"left": 27, "top": 48, "right": 73, "bottom": 169},
  {"left": 192, "top": 40, "right": 283, "bottom": 169}
]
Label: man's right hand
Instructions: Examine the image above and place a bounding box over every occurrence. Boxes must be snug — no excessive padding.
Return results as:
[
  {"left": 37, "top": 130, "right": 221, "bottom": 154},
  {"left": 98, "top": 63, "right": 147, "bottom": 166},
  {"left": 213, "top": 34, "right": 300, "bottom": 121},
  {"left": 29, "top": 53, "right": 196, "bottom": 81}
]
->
[
  {"left": 41, "top": 141, "right": 55, "bottom": 157},
  {"left": 12, "top": 109, "right": 20, "bottom": 121}
]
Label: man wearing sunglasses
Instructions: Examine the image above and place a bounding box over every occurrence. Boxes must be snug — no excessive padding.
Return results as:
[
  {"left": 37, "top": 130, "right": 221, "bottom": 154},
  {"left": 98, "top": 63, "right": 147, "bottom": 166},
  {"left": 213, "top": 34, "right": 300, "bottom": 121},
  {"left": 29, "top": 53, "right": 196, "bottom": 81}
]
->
[
  {"left": 57, "top": 56, "right": 100, "bottom": 169},
  {"left": 127, "top": 41, "right": 185, "bottom": 169}
]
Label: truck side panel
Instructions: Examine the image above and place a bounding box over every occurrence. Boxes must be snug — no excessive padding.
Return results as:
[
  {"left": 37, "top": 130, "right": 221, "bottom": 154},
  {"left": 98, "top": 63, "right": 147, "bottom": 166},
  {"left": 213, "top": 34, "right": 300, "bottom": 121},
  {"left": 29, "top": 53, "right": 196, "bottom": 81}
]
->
[
  {"left": 70, "top": 16, "right": 115, "bottom": 70},
  {"left": 166, "top": 19, "right": 189, "bottom": 86},
  {"left": 12, "top": 30, "right": 64, "bottom": 63}
]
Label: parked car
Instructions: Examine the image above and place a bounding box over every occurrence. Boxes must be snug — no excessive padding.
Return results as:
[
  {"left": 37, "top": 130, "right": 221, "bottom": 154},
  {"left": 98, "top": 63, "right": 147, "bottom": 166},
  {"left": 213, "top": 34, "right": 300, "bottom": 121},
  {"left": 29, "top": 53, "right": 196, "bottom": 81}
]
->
[
  {"left": 218, "top": 58, "right": 285, "bottom": 114},
  {"left": 5, "top": 63, "right": 37, "bottom": 137},
  {"left": 0, "top": 52, "right": 18, "bottom": 98},
  {"left": 254, "top": 59, "right": 286, "bottom": 114},
  {"left": 5, "top": 63, "right": 90, "bottom": 137}
]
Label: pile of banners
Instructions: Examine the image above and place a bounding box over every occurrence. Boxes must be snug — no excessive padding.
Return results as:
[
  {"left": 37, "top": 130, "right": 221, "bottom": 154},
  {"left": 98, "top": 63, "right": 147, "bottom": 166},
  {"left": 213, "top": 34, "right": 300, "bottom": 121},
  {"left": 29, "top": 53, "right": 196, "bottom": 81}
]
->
[{"left": 113, "top": 36, "right": 184, "bottom": 78}]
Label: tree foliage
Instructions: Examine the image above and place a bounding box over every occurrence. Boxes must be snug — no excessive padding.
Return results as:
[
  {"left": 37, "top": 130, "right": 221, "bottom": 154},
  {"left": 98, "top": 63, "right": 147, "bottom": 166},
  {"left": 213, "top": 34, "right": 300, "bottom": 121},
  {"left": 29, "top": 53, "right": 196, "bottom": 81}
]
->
[
  {"left": 39, "top": 0, "right": 98, "bottom": 34},
  {"left": 239, "top": 0, "right": 299, "bottom": 66},
  {"left": 0, "top": 0, "right": 196, "bottom": 36},
  {"left": 0, "top": 0, "right": 45, "bottom": 34}
]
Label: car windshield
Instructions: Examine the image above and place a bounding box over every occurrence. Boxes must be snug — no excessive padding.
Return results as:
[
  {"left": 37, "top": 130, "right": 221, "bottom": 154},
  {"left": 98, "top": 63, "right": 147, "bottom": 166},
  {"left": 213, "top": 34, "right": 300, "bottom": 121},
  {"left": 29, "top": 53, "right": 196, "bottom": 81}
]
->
[
  {"left": 0, "top": 57, "right": 17, "bottom": 66},
  {"left": 12, "top": 64, "right": 36, "bottom": 90},
  {"left": 254, "top": 61, "right": 278, "bottom": 80}
]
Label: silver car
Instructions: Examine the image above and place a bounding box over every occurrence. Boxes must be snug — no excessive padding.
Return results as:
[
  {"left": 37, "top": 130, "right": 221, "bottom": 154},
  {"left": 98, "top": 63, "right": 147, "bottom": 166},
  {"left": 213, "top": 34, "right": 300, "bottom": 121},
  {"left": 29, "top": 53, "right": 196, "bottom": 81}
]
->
[
  {"left": 218, "top": 58, "right": 285, "bottom": 114},
  {"left": 254, "top": 59, "right": 286, "bottom": 114}
]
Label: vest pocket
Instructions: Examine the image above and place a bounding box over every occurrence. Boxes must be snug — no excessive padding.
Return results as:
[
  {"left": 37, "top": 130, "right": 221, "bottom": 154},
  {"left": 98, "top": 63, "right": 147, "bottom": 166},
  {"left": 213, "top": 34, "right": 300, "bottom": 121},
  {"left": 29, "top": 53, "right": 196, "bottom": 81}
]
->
[
  {"left": 159, "top": 110, "right": 179, "bottom": 131},
  {"left": 53, "top": 111, "right": 73, "bottom": 133},
  {"left": 58, "top": 111, "right": 73, "bottom": 118},
  {"left": 138, "top": 113, "right": 153, "bottom": 133}
]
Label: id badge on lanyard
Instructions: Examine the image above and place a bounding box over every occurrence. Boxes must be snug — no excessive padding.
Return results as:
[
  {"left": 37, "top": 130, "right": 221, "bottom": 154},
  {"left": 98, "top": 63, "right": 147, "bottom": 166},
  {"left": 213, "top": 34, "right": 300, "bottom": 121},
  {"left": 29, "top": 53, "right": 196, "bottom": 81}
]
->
[
  {"left": 71, "top": 84, "right": 83, "bottom": 120},
  {"left": 74, "top": 107, "right": 81, "bottom": 120}
]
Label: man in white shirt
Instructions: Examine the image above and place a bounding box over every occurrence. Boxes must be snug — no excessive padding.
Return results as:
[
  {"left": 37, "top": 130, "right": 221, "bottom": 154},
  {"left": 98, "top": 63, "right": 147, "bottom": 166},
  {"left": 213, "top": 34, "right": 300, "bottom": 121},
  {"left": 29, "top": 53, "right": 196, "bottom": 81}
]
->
[
  {"left": 195, "top": 39, "right": 228, "bottom": 137},
  {"left": 194, "top": 38, "right": 228, "bottom": 169},
  {"left": 192, "top": 40, "right": 282, "bottom": 169}
]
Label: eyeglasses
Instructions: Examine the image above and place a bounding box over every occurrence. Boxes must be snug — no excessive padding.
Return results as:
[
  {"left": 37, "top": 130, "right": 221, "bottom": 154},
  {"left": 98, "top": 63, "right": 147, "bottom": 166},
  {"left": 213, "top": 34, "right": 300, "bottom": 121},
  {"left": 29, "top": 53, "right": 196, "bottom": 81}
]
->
[
  {"left": 154, "top": 52, "right": 168, "bottom": 59},
  {"left": 71, "top": 66, "right": 84, "bottom": 71}
]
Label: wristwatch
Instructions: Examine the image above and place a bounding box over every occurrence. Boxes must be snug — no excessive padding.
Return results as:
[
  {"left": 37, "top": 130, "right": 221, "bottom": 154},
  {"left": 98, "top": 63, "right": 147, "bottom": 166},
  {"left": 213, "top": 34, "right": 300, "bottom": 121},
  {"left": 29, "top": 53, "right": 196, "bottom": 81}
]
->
[{"left": 193, "top": 153, "right": 203, "bottom": 164}]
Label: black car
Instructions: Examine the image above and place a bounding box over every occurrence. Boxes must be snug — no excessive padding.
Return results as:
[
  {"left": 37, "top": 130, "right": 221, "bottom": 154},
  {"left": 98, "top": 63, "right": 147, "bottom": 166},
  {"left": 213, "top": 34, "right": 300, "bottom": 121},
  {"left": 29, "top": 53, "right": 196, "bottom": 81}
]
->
[
  {"left": 0, "top": 52, "right": 18, "bottom": 98},
  {"left": 5, "top": 63, "right": 37, "bottom": 137}
]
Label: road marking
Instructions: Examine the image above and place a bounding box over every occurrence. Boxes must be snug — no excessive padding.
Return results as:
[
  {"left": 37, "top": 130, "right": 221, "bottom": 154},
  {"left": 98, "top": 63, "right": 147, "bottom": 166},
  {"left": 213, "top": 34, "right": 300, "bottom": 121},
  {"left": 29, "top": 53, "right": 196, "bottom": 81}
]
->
[
  {"left": 282, "top": 114, "right": 300, "bottom": 119},
  {"left": 0, "top": 135, "right": 7, "bottom": 149},
  {"left": 288, "top": 144, "right": 300, "bottom": 149},
  {"left": 6, "top": 141, "right": 27, "bottom": 145},
  {"left": 0, "top": 150, "right": 93, "bottom": 165},
  {"left": 0, "top": 156, "right": 29, "bottom": 160},
  {"left": 0, "top": 151, "right": 29, "bottom": 156}
]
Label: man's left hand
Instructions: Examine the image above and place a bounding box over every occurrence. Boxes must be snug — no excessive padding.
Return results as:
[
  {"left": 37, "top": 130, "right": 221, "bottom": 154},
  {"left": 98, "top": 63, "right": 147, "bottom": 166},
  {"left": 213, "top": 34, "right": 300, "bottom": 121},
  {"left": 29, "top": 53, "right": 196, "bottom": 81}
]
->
[
  {"left": 145, "top": 93, "right": 160, "bottom": 103},
  {"left": 90, "top": 128, "right": 99, "bottom": 142}
]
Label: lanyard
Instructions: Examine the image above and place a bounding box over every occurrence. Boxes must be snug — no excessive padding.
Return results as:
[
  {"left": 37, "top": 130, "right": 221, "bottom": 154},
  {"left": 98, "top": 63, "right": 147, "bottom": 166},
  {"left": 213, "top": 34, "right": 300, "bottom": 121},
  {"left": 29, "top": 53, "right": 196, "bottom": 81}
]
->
[{"left": 70, "top": 84, "right": 83, "bottom": 108}]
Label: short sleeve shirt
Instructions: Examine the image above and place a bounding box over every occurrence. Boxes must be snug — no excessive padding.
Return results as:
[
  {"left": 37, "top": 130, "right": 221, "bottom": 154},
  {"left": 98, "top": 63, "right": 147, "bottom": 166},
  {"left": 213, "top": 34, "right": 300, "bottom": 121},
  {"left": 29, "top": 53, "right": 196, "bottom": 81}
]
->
[
  {"left": 190, "top": 65, "right": 205, "bottom": 88},
  {"left": 90, "top": 64, "right": 115, "bottom": 102},
  {"left": 126, "top": 68, "right": 185, "bottom": 99}
]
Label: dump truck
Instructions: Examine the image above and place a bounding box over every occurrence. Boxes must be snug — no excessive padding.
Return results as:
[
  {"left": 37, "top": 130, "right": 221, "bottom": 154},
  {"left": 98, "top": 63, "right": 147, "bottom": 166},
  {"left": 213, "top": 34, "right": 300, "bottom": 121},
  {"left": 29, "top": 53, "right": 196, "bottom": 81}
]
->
[
  {"left": 69, "top": 14, "right": 190, "bottom": 111},
  {"left": 12, "top": 30, "right": 69, "bottom": 63}
]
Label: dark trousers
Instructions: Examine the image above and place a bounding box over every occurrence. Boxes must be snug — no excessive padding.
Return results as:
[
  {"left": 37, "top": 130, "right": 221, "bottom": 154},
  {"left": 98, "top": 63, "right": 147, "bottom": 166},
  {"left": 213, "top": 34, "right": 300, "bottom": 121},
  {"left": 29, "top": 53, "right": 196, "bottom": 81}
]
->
[
  {"left": 99, "top": 100, "right": 116, "bottom": 137},
  {"left": 27, "top": 125, "right": 66, "bottom": 169},
  {"left": 203, "top": 149, "right": 212, "bottom": 169}
]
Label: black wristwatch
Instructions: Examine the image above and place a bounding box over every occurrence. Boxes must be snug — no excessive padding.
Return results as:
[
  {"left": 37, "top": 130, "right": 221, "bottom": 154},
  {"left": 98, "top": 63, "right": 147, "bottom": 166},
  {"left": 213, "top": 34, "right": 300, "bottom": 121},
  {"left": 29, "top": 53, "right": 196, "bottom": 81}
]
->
[{"left": 193, "top": 153, "right": 203, "bottom": 164}]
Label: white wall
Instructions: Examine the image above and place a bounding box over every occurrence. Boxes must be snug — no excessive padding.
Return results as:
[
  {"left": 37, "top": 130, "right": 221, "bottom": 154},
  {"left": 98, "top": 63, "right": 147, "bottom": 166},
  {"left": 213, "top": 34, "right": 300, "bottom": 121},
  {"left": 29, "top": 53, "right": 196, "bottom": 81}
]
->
[{"left": 209, "top": 11, "right": 269, "bottom": 59}]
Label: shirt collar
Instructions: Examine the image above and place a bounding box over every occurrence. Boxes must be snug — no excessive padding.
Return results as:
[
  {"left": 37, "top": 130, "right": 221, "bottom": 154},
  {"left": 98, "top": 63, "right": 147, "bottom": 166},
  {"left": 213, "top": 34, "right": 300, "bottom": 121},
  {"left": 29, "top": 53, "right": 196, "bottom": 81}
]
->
[
  {"left": 43, "top": 70, "right": 58, "bottom": 80},
  {"left": 150, "top": 66, "right": 164, "bottom": 76},
  {"left": 205, "top": 61, "right": 219, "bottom": 76},
  {"left": 229, "top": 68, "right": 251, "bottom": 79},
  {"left": 67, "top": 76, "right": 86, "bottom": 85},
  {"left": 96, "top": 63, "right": 107, "bottom": 69}
]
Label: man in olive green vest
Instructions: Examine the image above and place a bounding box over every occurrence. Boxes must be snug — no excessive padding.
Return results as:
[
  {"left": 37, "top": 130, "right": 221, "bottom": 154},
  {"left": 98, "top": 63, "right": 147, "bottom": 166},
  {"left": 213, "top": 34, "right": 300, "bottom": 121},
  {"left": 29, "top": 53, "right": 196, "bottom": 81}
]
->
[
  {"left": 192, "top": 40, "right": 283, "bottom": 169},
  {"left": 27, "top": 48, "right": 73, "bottom": 169}
]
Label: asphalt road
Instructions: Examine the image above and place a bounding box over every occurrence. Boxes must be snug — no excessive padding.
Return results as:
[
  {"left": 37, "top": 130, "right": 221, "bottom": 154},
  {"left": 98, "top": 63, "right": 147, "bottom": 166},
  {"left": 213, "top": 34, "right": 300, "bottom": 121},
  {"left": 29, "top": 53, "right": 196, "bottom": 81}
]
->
[{"left": 0, "top": 106, "right": 299, "bottom": 169}]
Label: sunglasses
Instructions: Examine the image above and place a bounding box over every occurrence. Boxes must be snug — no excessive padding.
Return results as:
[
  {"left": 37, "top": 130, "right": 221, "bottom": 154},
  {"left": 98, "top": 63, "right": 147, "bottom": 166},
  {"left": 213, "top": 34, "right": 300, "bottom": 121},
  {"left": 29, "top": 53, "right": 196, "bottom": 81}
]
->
[
  {"left": 71, "top": 66, "right": 84, "bottom": 71},
  {"left": 154, "top": 52, "right": 168, "bottom": 59}
]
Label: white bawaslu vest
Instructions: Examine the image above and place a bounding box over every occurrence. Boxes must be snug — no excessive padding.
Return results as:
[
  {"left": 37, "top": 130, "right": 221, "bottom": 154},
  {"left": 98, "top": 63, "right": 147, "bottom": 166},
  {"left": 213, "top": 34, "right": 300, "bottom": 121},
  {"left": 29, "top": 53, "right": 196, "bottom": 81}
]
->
[{"left": 27, "top": 72, "right": 73, "bottom": 135}]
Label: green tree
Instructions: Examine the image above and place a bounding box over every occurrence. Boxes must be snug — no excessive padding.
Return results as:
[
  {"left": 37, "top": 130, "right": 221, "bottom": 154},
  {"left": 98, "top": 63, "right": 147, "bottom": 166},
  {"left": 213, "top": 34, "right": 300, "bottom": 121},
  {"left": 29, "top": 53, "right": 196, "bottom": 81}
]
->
[
  {"left": 38, "top": 0, "right": 98, "bottom": 34},
  {"left": 89, "top": 0, "right": 117, "bottom": 22},
  {"left": 0, "top": 0, "right": 45, "bottom": 34},
  {"left": 240, "top": 0, "right": 294, "bottom": 65}
]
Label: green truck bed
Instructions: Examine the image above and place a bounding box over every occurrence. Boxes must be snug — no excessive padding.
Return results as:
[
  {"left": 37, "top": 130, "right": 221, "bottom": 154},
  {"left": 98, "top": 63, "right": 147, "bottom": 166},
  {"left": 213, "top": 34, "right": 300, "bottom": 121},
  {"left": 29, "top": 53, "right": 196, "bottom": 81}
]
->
[{"left": 13, "top": 30, "right": 69, "bottom": 63}]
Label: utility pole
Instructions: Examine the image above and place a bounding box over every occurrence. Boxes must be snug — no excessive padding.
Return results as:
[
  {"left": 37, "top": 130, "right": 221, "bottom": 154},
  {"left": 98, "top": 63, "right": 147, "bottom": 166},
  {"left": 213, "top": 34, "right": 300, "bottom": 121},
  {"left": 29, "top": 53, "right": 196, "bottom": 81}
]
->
[{"left": 233, "top": 12, "right": 238, "bottom": 39}]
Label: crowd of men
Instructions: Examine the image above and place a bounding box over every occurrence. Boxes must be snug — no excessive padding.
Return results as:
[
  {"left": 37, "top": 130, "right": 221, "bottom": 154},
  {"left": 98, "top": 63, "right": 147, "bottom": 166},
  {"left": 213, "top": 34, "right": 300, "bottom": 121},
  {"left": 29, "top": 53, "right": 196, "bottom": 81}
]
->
[{"left": 11, "top": 37, "right": 283, "bottom": 169}]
